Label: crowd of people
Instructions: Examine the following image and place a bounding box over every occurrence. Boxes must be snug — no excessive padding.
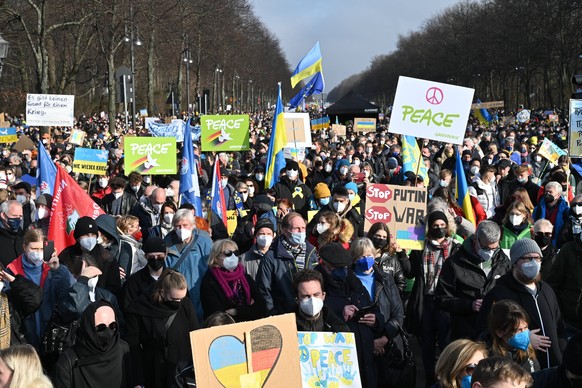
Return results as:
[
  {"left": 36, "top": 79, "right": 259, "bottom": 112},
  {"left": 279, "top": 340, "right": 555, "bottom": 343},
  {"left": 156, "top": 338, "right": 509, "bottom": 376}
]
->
[{"left": 0, "top": 108, "right": 578, "bottom": 388}]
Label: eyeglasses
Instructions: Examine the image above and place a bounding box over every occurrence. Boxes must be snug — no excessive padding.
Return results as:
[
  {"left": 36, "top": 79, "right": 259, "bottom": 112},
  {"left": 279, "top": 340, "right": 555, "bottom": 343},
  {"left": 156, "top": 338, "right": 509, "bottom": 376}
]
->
[
  {"left": 465, "top": 363, "right": 477, "bottom": 376},
  {"left": 95, "top": 322, "right": 118, "bottom": 332},
  {"left": 521, "top": 255, "right": 542, "bottom": 262},
  {"left": 222, "top": 249, "right": 239, "bottom": 257}
]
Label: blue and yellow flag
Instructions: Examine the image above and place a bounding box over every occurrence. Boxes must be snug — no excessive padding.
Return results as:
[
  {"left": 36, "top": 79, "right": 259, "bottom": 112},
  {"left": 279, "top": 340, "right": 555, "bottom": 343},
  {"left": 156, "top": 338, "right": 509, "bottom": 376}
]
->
[
  {"left": 455, "top": 148, "right": 476, "bottom": 226},
  {"left": 401, "top": 135, "right": 429, "bottom": 186},
  {"left": 289, "top": 72, "right": 325, "bottom": 108},
  {"left": 265, "top": 83, "right": 287, "bottom": 189},
  {"left": 290, "top": 42, "right": 323, "bottom": 88},
  {"left": 473, "top": 99, "right": 492, "bottom": 125}
]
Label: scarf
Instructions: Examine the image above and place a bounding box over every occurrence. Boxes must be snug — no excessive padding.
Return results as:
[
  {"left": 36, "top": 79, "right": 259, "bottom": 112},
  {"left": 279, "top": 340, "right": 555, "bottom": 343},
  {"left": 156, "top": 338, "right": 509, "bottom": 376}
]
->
[
  {"left": 210, "top": 265, "right": 251, "bottom": 305},
  {"left": 281, "top": 238, "right": 307, "bottom": 270},
  {"left": 423, "top": 237, "right": 452, "bottom": 292},
  {"left": 0, "top": 294, "right": 10, "bottom": 349}
]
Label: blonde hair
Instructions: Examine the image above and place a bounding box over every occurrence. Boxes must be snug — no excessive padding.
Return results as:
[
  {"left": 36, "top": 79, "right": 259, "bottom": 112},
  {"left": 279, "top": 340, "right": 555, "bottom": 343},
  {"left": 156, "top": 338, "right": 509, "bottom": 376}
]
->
[
  {"left": 0, "top": 345, "right": 52, "bottom": 388},
  {"left": 208, "top": 239, "right": 238, "bottom": 267},
  {"left": 152, "top": 271, "right": 187, "bottom": 304},
  {"left": 503, "top": 201, "right": 533, "bottom": 226},
  {"left": 436, "top": 339, "right": 487, "bottom": 388},
  {"left": 349, "top": 237, "right": 376, "bottom": 262},
  {"left": 116, "top": 215, "right": 139, "bottom": 235}
]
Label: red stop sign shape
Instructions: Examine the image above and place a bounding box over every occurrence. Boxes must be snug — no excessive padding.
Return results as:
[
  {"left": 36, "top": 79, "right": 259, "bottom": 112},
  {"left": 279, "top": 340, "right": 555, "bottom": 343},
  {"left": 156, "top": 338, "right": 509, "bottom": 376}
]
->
[
  {"left": 366, "top": 184, "right": 392, "bottom": 204},
  {"left": 366, "top": 206, "right": 392, "bottom": 223}
]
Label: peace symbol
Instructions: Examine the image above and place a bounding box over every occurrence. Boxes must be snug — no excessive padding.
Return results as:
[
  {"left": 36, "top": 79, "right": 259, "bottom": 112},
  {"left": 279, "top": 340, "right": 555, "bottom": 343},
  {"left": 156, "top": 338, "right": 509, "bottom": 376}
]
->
[{"left": 426, "top": 87, "right": 444, "bottom": 105}]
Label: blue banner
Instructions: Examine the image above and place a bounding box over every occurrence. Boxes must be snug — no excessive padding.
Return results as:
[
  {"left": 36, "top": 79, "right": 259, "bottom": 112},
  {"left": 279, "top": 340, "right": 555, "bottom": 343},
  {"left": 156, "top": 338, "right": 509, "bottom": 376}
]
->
[
  {"left": 146, "top": 120, "right": 201, "bottom": 143},
  {"left": 36, "top": 141, "right": 57, "bottom": 195}
]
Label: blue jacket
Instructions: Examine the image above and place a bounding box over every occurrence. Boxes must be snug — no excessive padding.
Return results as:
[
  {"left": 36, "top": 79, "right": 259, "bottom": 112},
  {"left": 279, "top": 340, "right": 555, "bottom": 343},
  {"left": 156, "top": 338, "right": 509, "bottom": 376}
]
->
[
  {"left": 164, "top": 229, "right": 212, "bottom": 320},
  {"left": 256, "top": 237, "right": 318, "bottom": 315},
  {"left": 533, "top": 197, "right": 569, "bottom": 248}
]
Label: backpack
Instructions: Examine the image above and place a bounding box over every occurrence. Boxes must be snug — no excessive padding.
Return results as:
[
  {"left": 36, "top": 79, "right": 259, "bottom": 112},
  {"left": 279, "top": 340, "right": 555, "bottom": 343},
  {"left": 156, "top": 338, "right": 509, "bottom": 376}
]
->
[{"left": 42, "top": 311, "right": 80, "bottom": 356}]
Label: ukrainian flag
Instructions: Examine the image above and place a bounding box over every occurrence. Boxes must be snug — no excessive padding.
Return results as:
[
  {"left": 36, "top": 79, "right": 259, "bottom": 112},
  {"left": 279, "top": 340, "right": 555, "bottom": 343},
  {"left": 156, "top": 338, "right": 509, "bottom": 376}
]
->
[
  {"left": 402, "top": 135, "right": 429, "bottom": 186},
  {"left": 473, "top": 99, "right": 492, "bottom": 125},
  {"left": 455, "top": 148, "right": 476, "bottom": 226},
  {"left": 290, "top": 42, "right": 323, "bottom": 88},
  {"left": 265, "top": 83, "right": 287, "bottom": 189}
]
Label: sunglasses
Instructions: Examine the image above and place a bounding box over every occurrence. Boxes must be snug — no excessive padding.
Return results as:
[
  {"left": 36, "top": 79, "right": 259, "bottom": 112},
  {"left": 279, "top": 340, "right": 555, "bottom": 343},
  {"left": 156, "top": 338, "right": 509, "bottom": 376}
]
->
[
  {"left": 223, "top": 249, "right": 239, "bottom": 257},
  {"left": 95, "top": 322, "right": 118, "bottom": 332},
  {"left": 572, "top": 202, "right": 582, "bottom": 207},
  {"left": 465, "top": 363, "right": 477, "bottom": 376},
  {"left": 536, "top": 232, "right": 552, "bottom": 237},
  {"left": 238, "top": 191, "right": 248, "bottom": 194}
]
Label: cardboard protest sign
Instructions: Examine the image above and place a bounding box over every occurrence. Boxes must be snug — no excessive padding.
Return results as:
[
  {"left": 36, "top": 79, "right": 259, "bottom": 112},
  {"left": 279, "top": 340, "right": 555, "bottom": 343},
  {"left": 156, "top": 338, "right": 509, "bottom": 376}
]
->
[
  {"left": 12, "top": 134, "right": 35, "bottom": 152},
  {"left": 124, "top": 137, "right": 177, "bottom": 175},
  {"left": 354, "top": 117, "right": 376, "bottom": 133},
  {"left": 570, "top": 99, "right": 582, "bottom": 157},
  {"left": 548, "top": 114, "right": 559, "bottom": 123},
  {"left": 0, "top": 127, "right": 17, "bottom": 143},
  {"left": 538, "top": 138, "right": 566, "bottom": 163},
  {"left": 283, "top": 147, "right": 306, "bottom": 162},
  {"left": 470, "top": 100, "right": 504, "bottom": 109},
  {"left": 516, "top": 109, "right": 531, "bottom": 123},
  {"left": 191, "top": 313, "right": 301, "bottom": 387},
  {"left": 332, "top": 124, "right": 346, "bottom": 136},
  {"left": 389, "top": 76, "right": 474, "bottom": 145},
  {"left": 73, "top": 148, "right": 108, "bottom": 175},
  {"left": 284, "top": 113, "right": 312, "bottom": 148},
  {"left": 310, "top": 116, "right": 330, "bottom": 131},
  {"left": 26, "top": 94, "right": 75, "bottom": 127},
  {"left": 0, "top": 121, "right": 9, "bottom": 128},
  {"left": 298, "top": 331, "right": 361, "bottom": 387},
  {"left": 201, "top": 115, "right": 250, "bottom": 152},
  {"left": 364, "top": 183, "right": 426, "bottom": 250},
  {"left": 70, "top": 129, "right": 85, "bottom": 146},
  {"left": 226, "top": 210, "right": 238, "bottom": 236}
]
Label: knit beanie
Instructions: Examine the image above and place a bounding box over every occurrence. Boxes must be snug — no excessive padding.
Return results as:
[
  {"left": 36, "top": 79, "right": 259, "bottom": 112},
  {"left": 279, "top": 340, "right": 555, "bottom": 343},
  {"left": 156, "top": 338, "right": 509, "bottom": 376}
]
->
[
  {"left": 509, "top": 238, "right": 542, "bottom": 265},
  {"left": 74, "top": 217, "right": 98, "bottom": 240},
  {"left": 428, "top": 211, "right": 448, "bottom": 227},
  {"left": 313, "top": 183, "right": 331, "bottom": 199}
]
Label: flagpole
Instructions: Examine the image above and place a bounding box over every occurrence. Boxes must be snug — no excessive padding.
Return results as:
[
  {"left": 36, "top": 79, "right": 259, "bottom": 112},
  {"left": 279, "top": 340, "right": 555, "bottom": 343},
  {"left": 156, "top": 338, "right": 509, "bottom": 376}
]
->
[{"left": 88, "top": 174, "right": 93, "bottom": 194}]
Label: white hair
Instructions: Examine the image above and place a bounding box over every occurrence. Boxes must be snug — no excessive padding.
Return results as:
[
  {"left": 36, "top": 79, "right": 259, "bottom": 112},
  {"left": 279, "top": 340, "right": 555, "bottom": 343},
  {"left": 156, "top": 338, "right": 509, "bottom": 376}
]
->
[{"left": 172, "top": 208, "right": 195, "bottom": 227}]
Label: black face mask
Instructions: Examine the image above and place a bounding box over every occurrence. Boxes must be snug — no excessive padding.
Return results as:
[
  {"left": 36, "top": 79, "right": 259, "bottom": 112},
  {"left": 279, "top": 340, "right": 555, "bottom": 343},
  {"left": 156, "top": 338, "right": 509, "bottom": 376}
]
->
[
  {"left": 147, "top": 258, "right": 165, "bottom": 271},
  {"left": 371, "top": 236, "right": 388, "bottom": 249},
  {"left": 164, "top": 300, "right": 181, "bottom": 310},
  {"left": 544, "top": 193, "right": 555, "bottom": 204},
  {"left": 96, "top": 328, "right": 115, "bottom": 348},
  {"left": 331, "top": 267, "right": 348, "bottom": 282},
  {"left": 431, "top": 227, "right": 447, "bottom": 239},
  {"left": 535, "top": 234, "right": 551, "bottom": 248}
]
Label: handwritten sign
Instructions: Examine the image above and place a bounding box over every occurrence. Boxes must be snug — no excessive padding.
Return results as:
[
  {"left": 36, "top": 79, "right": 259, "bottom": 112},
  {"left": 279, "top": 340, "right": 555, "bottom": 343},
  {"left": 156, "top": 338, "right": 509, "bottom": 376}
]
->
[
  {"left": 70, "top": 129, "right": 85, "bottom": 146},
  {"left": 0, "top": 127, "right": 17, "bottom": 143},
  {"left": 354, "top": 117, "right": 376, "bottom": 133},
  {"left": 201, "top": 115, "right": 250, "bottom": 151},
  {"left": 124, "top": 136, "right": 177, "bottom": 175},
  {"left": 26, "top": 94, "right": 75, "bottom": 127},
  {"left": 332, "top": 124, "right": 347, "bottom": 137},
  {"left": 364, "top": 183, "right": 426, "bottom": 250},
  {"left": 570, "top": 99, "right": 582, "bottom": 157},
  {"left": 298, "top": 331, "right": 361, "bottom": 388},
  {"left": 191, "top": 313, "right": 301, "bottom": 388},
  {"left": 73, "top": 148, "right": 108, "bottom": 175},
  {"left": 389, "top": 76, "right": 474, "bottom": 145},
  {"left": 284, "top": 113, "right": 312, "bottom": 148},
  {"left": 538, "top": 138, "right": 566, "bottom": 163}
]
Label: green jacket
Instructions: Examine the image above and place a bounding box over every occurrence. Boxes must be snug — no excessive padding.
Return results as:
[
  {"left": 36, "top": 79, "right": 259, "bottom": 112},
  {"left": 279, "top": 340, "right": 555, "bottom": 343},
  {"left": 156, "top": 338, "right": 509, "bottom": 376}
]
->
[{"left": 500, "top": 224, "right": 532, "bottom": 250}]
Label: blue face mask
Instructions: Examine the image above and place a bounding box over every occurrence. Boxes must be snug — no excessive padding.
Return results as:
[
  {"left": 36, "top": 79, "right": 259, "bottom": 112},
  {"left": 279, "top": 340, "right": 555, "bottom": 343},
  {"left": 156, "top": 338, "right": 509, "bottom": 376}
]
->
[
  {"left": 508, "top": 329, "right": 530, "bottom": 350},
  {"left": 355, "top": 256, "right": 375, "bottom": 272},
  {"left": 5, "top": 217, "right": 20, "bottom": 231},
  {"left": 288, "top": 231, "right": 306, "bottom": 246},
  {"left": 331, "top": 267, "right": 348, "bottom": 282},
  {"left": 319, "top": 197, "right": 330, "bottom": 206},
  {"left": 460, "top": 374, "right": 472, "bottom": 388}
]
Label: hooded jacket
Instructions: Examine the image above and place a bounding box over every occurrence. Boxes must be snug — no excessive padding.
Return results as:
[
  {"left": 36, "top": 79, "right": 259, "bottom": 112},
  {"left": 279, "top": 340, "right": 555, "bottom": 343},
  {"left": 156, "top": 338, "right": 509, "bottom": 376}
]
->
[
  {"left": 95, "top": 214, "right": 132, "bottom": 276},
  {"left": 435, "top": 235, "right": 511, "bottom": 340},
  {"left": 478, "top": 272, "right": 566, "bottom": 369}
]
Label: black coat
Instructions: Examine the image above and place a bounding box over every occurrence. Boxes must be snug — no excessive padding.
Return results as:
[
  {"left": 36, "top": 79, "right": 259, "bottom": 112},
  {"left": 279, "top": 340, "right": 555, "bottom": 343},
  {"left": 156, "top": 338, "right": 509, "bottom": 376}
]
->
[
  {"left": 273, "top": 176, "right": 312, "bottom": 217},
  {"left": 295, "top": 305, "right": 350, "bottom": 332},
  {"left": 435, "top": 236, "right": 511, "bottom": 340},
  {"left": 124, "top": 291, "right": 199, "bottom": 387},
  {"left": 307, "top": 203, "right": 364, "bottom": 238},
  {"left": 200, "top": 269, "right": 267, "bottom": 322},
  {"left": 0, "top": 226, "right": 24, "bottom": 267},
  {"left": 101, "top": 192, "right": 137, "bottom": 216},
  {"left": 478, "top": 272, "right": 566, "bottom": 369},
  {"left": 5, "top": 275, "right": 43, "bottom": 345},
  {"left": 376, "top": 251, "right": 410, "bottom": 295},
  {"left": 120, "top": 266, "right": 160, "bottom": 313}
]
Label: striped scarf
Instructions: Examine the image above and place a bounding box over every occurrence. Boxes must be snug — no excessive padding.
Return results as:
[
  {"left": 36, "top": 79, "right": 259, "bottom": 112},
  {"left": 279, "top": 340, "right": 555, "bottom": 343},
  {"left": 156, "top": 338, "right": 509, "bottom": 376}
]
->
[
  {"left": 423, "top": 237, "right": 452, "bottom": 293},
  {"left": 281, "top": 238, "right": 307, "bottom": 271}
]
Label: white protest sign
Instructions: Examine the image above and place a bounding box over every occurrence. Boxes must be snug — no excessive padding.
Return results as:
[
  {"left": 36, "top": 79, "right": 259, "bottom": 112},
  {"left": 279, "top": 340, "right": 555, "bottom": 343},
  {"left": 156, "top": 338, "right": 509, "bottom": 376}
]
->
[
  {"left": 389, "top": 76, "right": 474, "bottom": 145},
  {"left": 26, "top": 94, "right": 75, "bottom": 127}
]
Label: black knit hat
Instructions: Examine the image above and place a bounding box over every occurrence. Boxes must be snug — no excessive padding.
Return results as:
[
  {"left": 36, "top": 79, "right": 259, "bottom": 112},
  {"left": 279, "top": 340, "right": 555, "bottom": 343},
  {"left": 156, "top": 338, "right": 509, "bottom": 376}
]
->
[
  {"left": 74, "top": 217, "right": 98, "bottom": 240},
  {"left": 286, "top": 160, "right": 299, "bottom": 171},
  {"left": 319, "top": 242, "right": 352, "bottom": 268},
  {"left": 254, "top": 218, "right": 275, "bottom": 235},
  {"left": 142, "top": 237, "right": 167, "bottom": 254},
  {"left": 428, "top": 211, "right": 448, "bottom": 227}
]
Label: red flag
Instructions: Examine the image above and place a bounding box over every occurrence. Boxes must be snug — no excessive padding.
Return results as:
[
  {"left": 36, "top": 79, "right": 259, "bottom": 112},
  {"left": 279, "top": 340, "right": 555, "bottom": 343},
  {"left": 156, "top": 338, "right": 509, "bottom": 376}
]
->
[{"left": 48, "top": 165, "right": 105, "bottom": 254}]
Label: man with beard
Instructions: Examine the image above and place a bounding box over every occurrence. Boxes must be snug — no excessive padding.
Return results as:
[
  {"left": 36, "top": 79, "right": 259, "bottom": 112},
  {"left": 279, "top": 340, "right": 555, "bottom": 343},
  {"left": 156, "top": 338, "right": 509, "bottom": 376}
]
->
[{"left": 477, "top": 238, "right": 566, "bottom": 370}]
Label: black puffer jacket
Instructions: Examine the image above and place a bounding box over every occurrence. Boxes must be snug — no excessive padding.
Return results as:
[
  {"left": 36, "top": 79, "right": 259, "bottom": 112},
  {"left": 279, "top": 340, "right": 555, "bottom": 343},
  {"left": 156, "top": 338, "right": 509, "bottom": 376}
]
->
[
  {"left": 376, "top": 251, "right": 410, "bottom": 295},
  {"left": 372, "top": 267, "right": 404, "bottom": 351},
  {"left": 477, "top": 273, "right": 566, "bottom": 369},
  {"left": 435, "top": 235, "right": 511, "bottom": 340}
]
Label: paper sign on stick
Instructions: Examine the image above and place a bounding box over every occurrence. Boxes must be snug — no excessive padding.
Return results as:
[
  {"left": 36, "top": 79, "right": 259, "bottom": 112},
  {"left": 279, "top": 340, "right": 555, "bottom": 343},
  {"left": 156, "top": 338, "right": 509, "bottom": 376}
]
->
[
  {"left": 569, "top": 99, "right": 582, "bottom": 157},
  {"left": 0, "top": 127, "right": 17, "bottom": 143},
  {"left": 191, "top": 313, "right": 301, "bottom": 387},
  {"left": 364, "top": 183, "right": 426, "bottom": 250},
  {"left": 124, "top": 136, "right": 177, "bottom": 175},
  {"left": 284, "top": 113, "right": 312, "bottom": 148},
  {"left": 26, "top": 94, "right": 75, "bottom": 127},
  {"left": 73, "top": 148, "right": 108, "bottom": 175},
  {"left": 201, "top": 115, "right": 250, "bottom": 151},
  {"left": 389, "top": 76, "right": 474, "bottom": 145},
  {"left": 354, "top": 117, "right": 376, "bottom": 133}
]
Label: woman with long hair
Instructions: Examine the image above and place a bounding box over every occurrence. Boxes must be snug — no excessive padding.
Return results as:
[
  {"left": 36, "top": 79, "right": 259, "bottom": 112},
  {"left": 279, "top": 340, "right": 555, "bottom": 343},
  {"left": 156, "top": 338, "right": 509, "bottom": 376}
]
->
[
  {"left": 500, "top": 201, "right": 533, "bottom": 249},
  {"left": 486, "top": 299, "right": 539, "bottom": 373},
  {"left": 367, "top": 222, "right": 409, "bottom": 294},
  {"left": 0, "top": 345, "right": 52, "bottom": 388},
  {"left": 308, "top": 211, "right": 353, "bottom": 250},
  {"left": 200, "top": 239, "right": 266, "bottom": 322},
  {"left": 435, "top": 339, "right": 487, "bottom": 388}
]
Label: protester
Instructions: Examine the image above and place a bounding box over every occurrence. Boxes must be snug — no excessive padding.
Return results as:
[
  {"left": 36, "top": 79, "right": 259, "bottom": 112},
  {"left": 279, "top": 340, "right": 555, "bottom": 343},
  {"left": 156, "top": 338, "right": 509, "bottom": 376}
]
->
[
  {"left": 101, "top": 176, "right": 136, "bottom": 216},
  {"left": 116, "top": 215, "right": 146, "bottom": 279},
  {"left": 239, "top": 218, "right": 275, "bottom": 280},
  {"left": 0, "top": 344, "right": 52, "bottom": 388},
  {"left": 12, "top": 182, "right": 35, "bottom": 230},
  {"left": 532, "top": 182, "right": 569, "bottom": 248},
  {"left": 31, "top": 193, "right": 52, "bottom": 235},
  {"left": 368, "top": 222, "right": 409, "bottom": 295},
  {"left": 435, "top": 339, "right": 487, "bottom": 388},
  {"left": 308, "top": 210, "right": 353, "bottom": 250},
  {"left": 500, "top": 201, "right": 533, "bottom": 249},
  {"left": 130, "top": 187, "right": 167, "bottom": 235},
  {"left": 531, "top": 331, "right": 582, "bottom": 388},
  {"left": 307, "top": 185, "right": 364, "bottom": 238},
  {"left": 147, "top": 201, "right": 177, "bottom": 239},
  {"left": 471, "top": 357, "right": 533, "bottom": 388},
  {"left": 533, "top": 219, "right": 557, "bottom": 279},
  {"left": 0, "top": 200, "right": 25, "bottom": 267}
]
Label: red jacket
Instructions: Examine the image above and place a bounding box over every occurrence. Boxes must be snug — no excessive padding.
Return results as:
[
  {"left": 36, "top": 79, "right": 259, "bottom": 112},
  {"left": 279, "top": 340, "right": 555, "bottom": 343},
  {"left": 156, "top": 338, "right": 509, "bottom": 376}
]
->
[{"left": 7, "top": 256, "right": 50, "bottom": 288}]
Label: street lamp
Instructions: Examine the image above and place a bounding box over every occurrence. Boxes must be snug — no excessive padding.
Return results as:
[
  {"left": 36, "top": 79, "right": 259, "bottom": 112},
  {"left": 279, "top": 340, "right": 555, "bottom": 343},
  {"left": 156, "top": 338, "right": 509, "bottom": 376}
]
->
[
  {"left": 214, "top": 68, "right": 222, "bottom": 112},
  {"left": 0, "top": 34, "right": 9, "bottom": 79},
  {"left": 124, "top": 4, "right": 142, "bottom": 133},
  {"left": 183, "top": 49, "right": 193, "bottom": 116}
]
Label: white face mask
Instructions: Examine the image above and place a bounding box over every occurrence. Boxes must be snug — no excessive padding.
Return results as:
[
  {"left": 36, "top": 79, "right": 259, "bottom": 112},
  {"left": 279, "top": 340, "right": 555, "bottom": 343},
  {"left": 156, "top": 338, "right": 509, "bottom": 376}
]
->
[
  {"left": 256, "top": 235, "right": 273, "bottom": 248},
  {"left": 16, "top": 195, "right": 27, "bottom": 204},
  {"left": 325, "top": 164, "right": 332, "bottom": 173},
  {"left": 353, "top": 160, "right": 361, "bottom": 166},
  {"left": 248, "top": 186, "right": 255, "bottom": 196},
  {"left": 316, "top": 223, "right": 329, "bottom": 234},
  {"left": 98, "top": 178, "right": 108, "bottom": 188},
  {"left": 132, "top": 185, "right": 141, "bottom": 192},
  {"left": 333, "top": 201, "right": 346, "bottom": 213},
  {"left": 153, "top": 203, "right": 162, "bottom": 213},
  {"left": 240, "top": 192, "right": 248, "bottom": 202},
  {"left": 114, "top": 191, "right": 123, "bottom": 199},
  {"left": 339, "top": 167, "right": 349, "bottom": 176},
  {"left": 222, "top": 254, "right": 239, "bottom": 271},
  {"left": 221, "top": 178, "right": 228, "bottom": 188},
  {"left": 87, "top": 276, "right": 99, "bottom": 290},
  {"left": 163, "top": 213, "right": 174, "bottom": 225},
  {"left": 470, "top": 166, "right": 479, "bottom": 175},
  {"left": 176, "top": 228, "right": 192, "bottom": 242},
  {"left": 166, "top": 188, "right": 175, "bottom": 197},
  {"left": 509, "top": 214, "right": 524, "bottom": 226},
  {"left": 27, "top": 251, "right": 43, "bottom": 264},
  {"left": 299, "top": 297, "right": 324, "bottom": 316},
  {"left": 255, "top": 173, "right": 264, "bottom": 181},
  {"left": 439, "top": 180, "right": 449, "bottom": 187},
  {"left": 534, "top": 155, "right": 542, "bottom": 162},
  {"left": 37, "top": 207, "right": 48, "bottom": 220},
  {"left": 286, "top": 169, "right": 298, "bottom": 179}
]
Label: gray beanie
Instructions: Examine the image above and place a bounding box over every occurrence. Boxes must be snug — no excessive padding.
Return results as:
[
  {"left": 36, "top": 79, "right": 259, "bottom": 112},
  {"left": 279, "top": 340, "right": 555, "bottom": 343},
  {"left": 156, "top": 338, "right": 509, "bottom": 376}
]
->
[{"left": 510, "top": 238, "right": 542, "bottom": 265}]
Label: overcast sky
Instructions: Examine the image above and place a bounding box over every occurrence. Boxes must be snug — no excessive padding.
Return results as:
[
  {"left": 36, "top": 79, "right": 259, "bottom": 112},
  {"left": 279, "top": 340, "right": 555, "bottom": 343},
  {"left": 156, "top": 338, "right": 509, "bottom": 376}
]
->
[{"left": 250, "top": 0, "right": 461, "bottom": 93}]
